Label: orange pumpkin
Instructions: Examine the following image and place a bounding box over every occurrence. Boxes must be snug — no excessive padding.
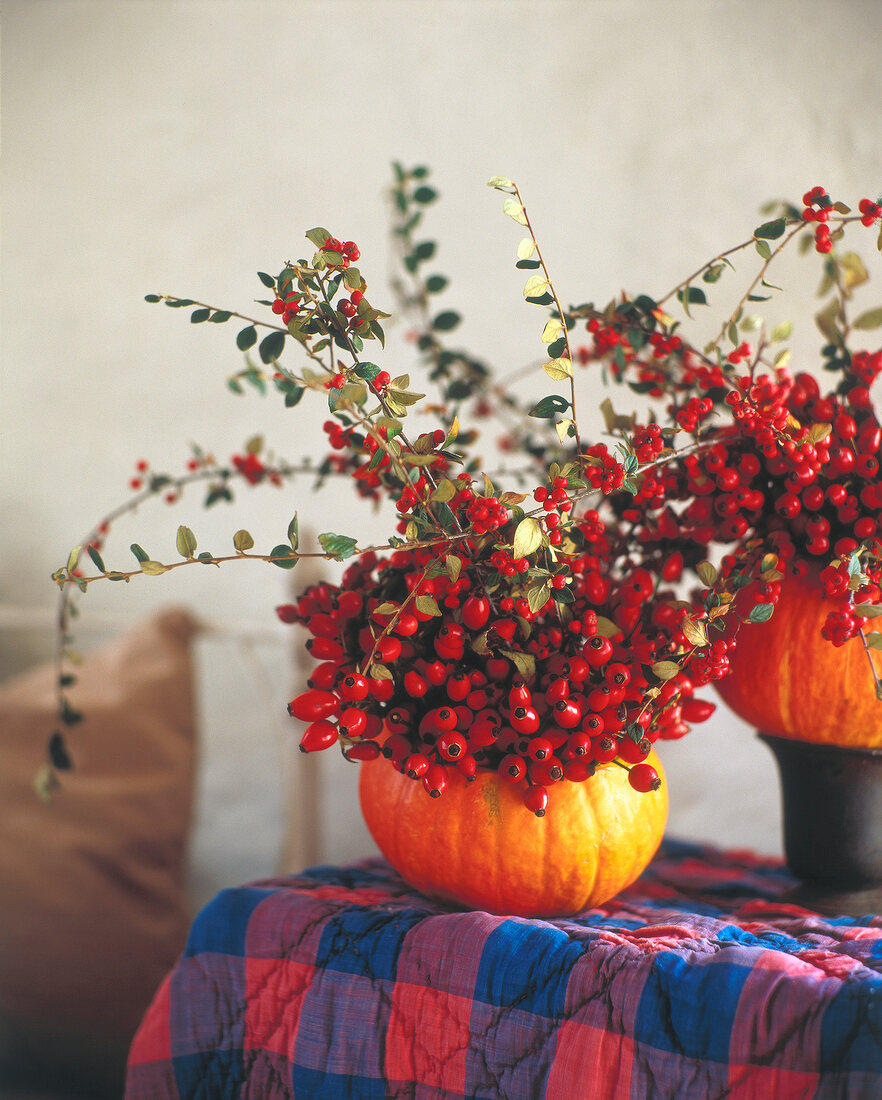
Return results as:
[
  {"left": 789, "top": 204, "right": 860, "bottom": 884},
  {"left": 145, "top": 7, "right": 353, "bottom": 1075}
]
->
[
  {"left": 358, "top": 749, "right": 668, "bottom": 918},
  {"left": 716, "top": 564, "right": 882, "bottom": 748}
]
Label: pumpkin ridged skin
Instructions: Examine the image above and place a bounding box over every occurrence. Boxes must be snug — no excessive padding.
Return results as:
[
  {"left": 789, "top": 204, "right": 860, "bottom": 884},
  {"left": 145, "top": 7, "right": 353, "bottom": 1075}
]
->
[
  {"left": 358, "top": 749, "right": 667, "bottom": 918},
  {"left": 716, "top": 565, "right": 882, "bottom": 748}
]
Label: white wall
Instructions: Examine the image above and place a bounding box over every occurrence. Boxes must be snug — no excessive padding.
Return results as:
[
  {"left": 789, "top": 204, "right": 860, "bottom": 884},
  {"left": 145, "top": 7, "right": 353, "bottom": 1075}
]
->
[{"left": 3, "top": 0, "right": 880, "bottom": 891}]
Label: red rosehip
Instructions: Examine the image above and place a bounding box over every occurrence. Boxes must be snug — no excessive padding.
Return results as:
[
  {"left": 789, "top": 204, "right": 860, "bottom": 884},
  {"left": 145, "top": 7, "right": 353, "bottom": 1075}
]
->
[
  {"left": 288, "top": 689, "right": 340, "bottom": 722},
  {"left": 299, "top": 719, "right": 338, "bottom": 753},
  {"left": 628, "top": 762, "right": 662, "bottom": 793}
]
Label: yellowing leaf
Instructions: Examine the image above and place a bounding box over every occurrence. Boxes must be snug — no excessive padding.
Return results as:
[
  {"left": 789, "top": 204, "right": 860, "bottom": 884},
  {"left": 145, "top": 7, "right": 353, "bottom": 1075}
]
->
[
  {"left": 543, "top": 357, "right": 573, "bottom": 381},
  {"left": 541, "top": 319, "right": 564, "bottom": 343},
  {"left": 503, "top": 198, "right": 528, "bottom": 226},
  {"left": 517, "top": 237, "right": 536, "bottom": 260},
  {"left": 854, "top": 307, "right": 882, "bottom": 331},
  {"left": 555, "top": 418, "right": 575, "bottom": 443},
  {"left": 487, "top": 175, "right": 514, "bottom": 190},
  {"left": 682, "top": 618, "right": 708, "bottom": 648},
  {"left": 512, "top": 516, "right": 543, "bottom": 559},
  {"left": 523, "top": 275, "right": 549, "bottom": 299},
  {"left": 697, "top": 561, "right": 718, "bottom": 587},
  {"left": 651, "top": 660, "right": 681, "bottom": 681},
  {"left": 141, "top": 560, "right": 169, "bottom": 575},
  {"left": 770, "top": 320, "right": 793, "bottom": 343}
]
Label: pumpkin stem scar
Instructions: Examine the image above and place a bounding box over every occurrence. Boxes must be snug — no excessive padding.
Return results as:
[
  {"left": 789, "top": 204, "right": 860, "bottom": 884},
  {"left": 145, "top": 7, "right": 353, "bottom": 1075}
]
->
[{"left": 482, "top": 783, "right": 500, "bottom": 821}]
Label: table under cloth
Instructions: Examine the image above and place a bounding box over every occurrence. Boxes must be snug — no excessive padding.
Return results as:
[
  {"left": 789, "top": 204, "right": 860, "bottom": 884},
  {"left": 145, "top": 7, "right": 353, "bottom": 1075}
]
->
[{"left": 125, "top": 839, "right": 882, "bottom": 1099}]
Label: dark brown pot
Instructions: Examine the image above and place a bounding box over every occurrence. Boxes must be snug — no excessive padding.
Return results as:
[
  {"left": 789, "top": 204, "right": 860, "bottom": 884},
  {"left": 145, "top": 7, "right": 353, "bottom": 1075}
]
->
[{"left": 760, "top": 733, "right": 882, "bottom": 916}]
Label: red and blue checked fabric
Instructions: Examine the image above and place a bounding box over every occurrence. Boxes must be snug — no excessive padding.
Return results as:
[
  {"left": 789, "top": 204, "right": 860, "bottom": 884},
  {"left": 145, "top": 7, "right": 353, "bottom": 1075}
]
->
[{"left": 126, "top": 840, "right": 882, "bottom": 1099}]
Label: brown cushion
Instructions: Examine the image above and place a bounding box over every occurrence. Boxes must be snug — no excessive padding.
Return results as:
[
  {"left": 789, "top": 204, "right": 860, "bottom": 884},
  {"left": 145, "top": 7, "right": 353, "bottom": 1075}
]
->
[{"left": 0, "top": 609, "right": 198, "bottom": 1097}]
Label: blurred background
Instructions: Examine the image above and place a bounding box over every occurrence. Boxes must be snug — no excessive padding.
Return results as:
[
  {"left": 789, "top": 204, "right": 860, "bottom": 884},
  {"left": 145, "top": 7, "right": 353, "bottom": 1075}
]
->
[{"left": 3, "top": 0, "right": 881, "bottom": 909}]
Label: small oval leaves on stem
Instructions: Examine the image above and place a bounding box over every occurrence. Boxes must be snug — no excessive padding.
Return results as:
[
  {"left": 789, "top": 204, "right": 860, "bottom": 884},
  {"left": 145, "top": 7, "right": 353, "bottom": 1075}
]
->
[
  {"left": 415, "top": 594, "right": 441, "bottom": 617},
  {"left": 754, "top": 218, "right": 787, "bottom": 240},
  {"left": 287, "top": 513, "right": 299, "bottom": 550},
  {"left": 696, "top": 561, "right": 718, "bottom": 587},
  {"left": 259, "top": 331, "right": 286, "bottom": 364},
  {"left": 517, "top": 237, "right": 536, "bottom": 260},
  {"left": 141, "top": 560, "right": 170, "bottom": 575},
  {"left": 48, "top": 731, "right": 73, "bottom": 771},
  {"left": 854, "top": 307, "right": 882, "bottom": 330},
  {"left": 432, "top": 311, "right": 460, "bottom": 332},
  {"left": 748, "top": 602, "right": 775, "bottom": 623},
  {"left": 176, "top": 526, "right": 198, "bottom": 558},
  {"left": 502, "top": 198, "right": 528, "bottom": 226},
  {"left": 681, "top": 618, "right": 708, "bottom": 647},
  {"left": 233, "top": 529, "right": 254, "bottom": 553},
  {"left": 542, "top": 358, "right": 573, "bottom": 382},
  {"left": 319, "top": 532, "right": 359, "bottom": 561},
  {"left": 87, "top": 546, "right": 106, "bottom": 573},
  {"left": 236, "top": 325, "right": 258, "bottom": 350},
  {"left": 130, "top": 543, "right": 150, "bottom": 564},
  {"left": 524, "top": 275, "right": 549, "bottom": 299},
  {"left": 529, "top": 394, "right": 571, "bottom": 419},
  {"left": 512, "top": 517, "right": 543, "bottom": 559},
  {"left": 425, "top": 275, "right": 448, "bottom": 294},
  {"left": 269, "top": 544, "right": 298, "bottom": 569},
  {"left": 190, "top": 308, "right": 210, "bottom": 323},
  {"left": 257, "top": 271, "right": 276, "bottom": 289},
  {"left": 651, "top": 660, "right": 681, "bottom": 681}
]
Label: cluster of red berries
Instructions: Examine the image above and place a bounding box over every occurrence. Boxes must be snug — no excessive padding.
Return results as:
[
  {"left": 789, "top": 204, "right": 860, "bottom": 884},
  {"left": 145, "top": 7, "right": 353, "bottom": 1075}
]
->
[
  {"left": 271, "top": 290, "right": 303, "bottom": 324},
  {"left": 322, "top": 237, "right": 360, "bottom": 267},
  {"left": 279, "top": 493, "right": 749, "bottom": 812}
]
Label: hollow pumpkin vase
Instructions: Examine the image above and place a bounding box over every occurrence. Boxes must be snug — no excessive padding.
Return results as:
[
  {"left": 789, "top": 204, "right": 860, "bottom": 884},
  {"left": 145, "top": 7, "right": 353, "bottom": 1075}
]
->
[
  {"left": 716, "top": 562, "right": 882, "bottom": 913},
  {"left": 358, "top": 749, "right": 668, "bottom": 919}
]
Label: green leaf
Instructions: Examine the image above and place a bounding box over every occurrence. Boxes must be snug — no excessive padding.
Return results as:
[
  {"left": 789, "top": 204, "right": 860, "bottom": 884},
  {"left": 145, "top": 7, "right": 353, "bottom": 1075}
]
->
[
  {"left": 87, "top": 546, "right": 106, "bottom": 573},
  {"left": 353, "top": 361, "right": 382, "bottom": 381},
  {"left": 190, "top": 307, "right": 210, "bottom": 323},
  {"left": 755, "top": 239, "right": 772, "bottom": 261},
  {"left": 144, "top": 293, "right": 162, "bottom": 303},
  {"left": 425, "top": 275, "right": 448, "bottom": 294},
  {"left": 414, "top": 240, "right": 436, "bottom": 261},
  {"left": 696, "top": 561, "right": 718, "bottom": 586},
  {"left": 209, "top": 309, "right": 232, "bottom": 323},
  {"left": 130, "top": 543, "right": 150, "bottom": 563},
  {"left": 233, "top": 323, "right": 254, "bottom": 349},
  {"left": 141, "top": 560, "right": 169, "bottom": 575},
  {"left": 233, "top": 529, "right": 254, "bottom": 552},
  {"left": 413, "top": 186, "right": 437, "bottom": 204},
  {"left": 754, "top": 218, "right": 787, "bottom": 240},
  {"left": 702, "top": 264, "right": 726, "bottom": 284},
  {"left": 854, "top": 307, "right": 882, "bottom": 330},
  {"left": 748, "top": 602, "right": 775, "bottom": 623},
  {"left": 305, "top": 228, "right": 331, "bottom": 249},
  {"left": 527, "top": 582, "right": 551, "bottom": 614},
  {"left": 257, "top": 271, "right": 276, "bottom": 288},
  {"left": 176, "top": 525, "right": 197, "bottom": 558},
  {"left": 287, "top": 513, "right": 299, "bottom": 550},
  {"left": 432, "top": 311, "right": 460, "bottom": 332},
  {"left": 48, "top": 731, "right": 72, "bottom": 771},
  {"left": 676, "top": 286, "right": 707, "bottom": 307},
  {"left": 528, "top": 394, "right": 571, "bottom": 419},
  {"left": 66, "top": 546, "right": 81, "bottom": 572},
  {"left": 319, "top": 532, "right": 359, "bottom": 561},
  {"left": 259, "top": 330, "right": 286, "bottom": 364},
  {"left": 284, "top": 386, "right": 305, "bottom": 408},
  {"left": 269, "top": 543, "right": 298, "bottom": 569}
]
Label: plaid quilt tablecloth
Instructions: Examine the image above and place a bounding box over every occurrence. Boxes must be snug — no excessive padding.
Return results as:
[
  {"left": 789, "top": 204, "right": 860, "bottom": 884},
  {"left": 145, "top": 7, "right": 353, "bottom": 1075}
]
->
[{"left": 126, "top": 840, "right": 882, "bottom": 1099}]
